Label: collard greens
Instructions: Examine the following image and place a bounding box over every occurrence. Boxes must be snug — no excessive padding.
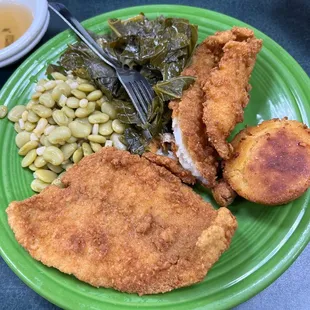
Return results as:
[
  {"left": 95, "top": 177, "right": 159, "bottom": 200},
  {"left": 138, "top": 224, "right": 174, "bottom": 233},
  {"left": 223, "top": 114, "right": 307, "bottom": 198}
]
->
[{"left": 47, "top": 13, "right": 198, "bottom": 154}]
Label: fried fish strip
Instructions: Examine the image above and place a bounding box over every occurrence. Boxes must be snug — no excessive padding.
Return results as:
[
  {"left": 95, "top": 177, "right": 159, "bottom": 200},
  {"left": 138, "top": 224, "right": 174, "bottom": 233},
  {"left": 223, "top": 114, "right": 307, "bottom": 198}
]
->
[
  {"left": 170, "top": 83, "right": 219, "bottom": 187},
  {"left": 202, "top": 35, "right": 263, "bottom": 159}
]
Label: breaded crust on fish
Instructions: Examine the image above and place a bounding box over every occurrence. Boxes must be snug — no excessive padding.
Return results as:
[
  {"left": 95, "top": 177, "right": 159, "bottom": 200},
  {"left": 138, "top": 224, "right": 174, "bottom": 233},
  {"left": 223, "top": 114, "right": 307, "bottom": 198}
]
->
[
  {"left": 142, "top": 152, "right": 196, "bottom": 185},
  {"left": 212, "top": 179, "right": 237, "bottom": 207},
  {"left": 203, "top": 33, "right": 263, "bottom": 159},
  {"left": 224, "top": 119, "right": 310, "bottom": 205},
  {"left": 182, "top": 27, "right": 256, "bottom": 85},
  {"left": 7, "top": 148, "right": 237, "bottom": 295},
  {"left": 170, "top": 83, "right": 219, "bottom": 187}
]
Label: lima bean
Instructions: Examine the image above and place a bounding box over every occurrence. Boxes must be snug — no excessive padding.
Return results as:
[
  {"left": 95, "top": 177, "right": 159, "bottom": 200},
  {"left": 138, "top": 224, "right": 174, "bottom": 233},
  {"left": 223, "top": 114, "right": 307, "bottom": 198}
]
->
[
  {"left": 51, "top": 72, "right": 67, "bottom": 81},
  {"left": 62, "top": 106, "right": 75, "bottom": 119},
  {"left": 78, "top": 83, "right": 95, "bottom": 92},
  {"left": 31, "top": 92, "right": 42, "bottom": 99},
  {"left": 47, "top": 163, "right": 63, "bottom": 173},
  {"left": 99, "top": 120, "right": 113, "bottom": 136},
  {"left": 39, "top": 93, "right": 55, "bottom": 108},
  {"left": 71, "top": 89, "right": 86, "bottom": 99},
  {"left": 14, "top": 122, "right": 22, "bottom": 133},
  {"left": 87, "top": 90, "right": 103, "bottom": 101},
  {"left": 67, "top": 136, "right": 77, "bottom": 143},
  {"left": 32, "top": 104, "right": 53, "bottom": 118},
  {"left": 15, "top": 131, "right": 31, "bottom": 148},
  {"left": 101, "top": 102, "right": 116, "bottom": 119},
  {"left": 29, "top": 164, "right": 37, "bottom": 171},
  {"left": 75, "top": 101, "right": 95, "bottom": 118},
  {"left": 52, "top": 82, "right": 71, "bottom": 101},
  {"left": 39, "top": 135, "right": 52, "bottom": 147},
  {"left": 34, "top": 156, "right": 47, "bottom": 168},
  {"left": 88, "top": 134, "right": 106, "bottom": 144},
  {"left": 47, "top": 116, "right": 56, "bottom": 125},
  {"left": 0, "top": 105, "right": 8, "bottom": 118},
  {"left": 48, "top": 126, "right": 71, "bottom": 144},
  {"left": 75, "top": 107, "right": 92, "bottom": 118},
  {"left": 8, "top": 105, "right": 26, "bottom": 122},
  {"left": 35, "top": 169, "right": 58, "bottom": 183},
  {"left": 43, "top": 80, "right": 57, "bottom": 90},
  {"left": 27, "top": 110, "right": 40, "bottom": 123},
  {"left": 88, "top": 112, "right": 109, "bottom": 124},
  {"left": 18, "top": 141, "right": 39, "bottom": 156},
  {"left": 21, "top": 149, "right": 37, "bottom": 167},
  {"left": 76, "top": 77, "right": 89, "bottom": 84},
  {"left": 52, "top": 110, "right": 69, "bottom": 126},
  {"left": 66, "top": 97, "right": 80, "bottom": 109},
  {"left": 90, "top": 142, "right": 102, "bottom": 153},
  {"left": 82, "top": 142, "right": 93, "bottom": 156},
  {"left": 72, "top": 148, "right": 83, "bottom": 163},
  {"left": 43, "top": 146, "right": 64, "bottom": 165},
  {"left": 68, "top": 120, "right": 91, "bottom": 138},
  {"left": 26, "top": 100, "right": 37, "bottom": 111},
  {"left": 31, "top": 179, "right": 49, "bottom": 192},
  {"left": 24, "top": 121, "right": 36, "bottom": 132},
  {"left": 61, "top": 143, "right": 78, "bottom": 160},
  {"left": 112, "top": 119, "right": 125, "bottom": 134}
]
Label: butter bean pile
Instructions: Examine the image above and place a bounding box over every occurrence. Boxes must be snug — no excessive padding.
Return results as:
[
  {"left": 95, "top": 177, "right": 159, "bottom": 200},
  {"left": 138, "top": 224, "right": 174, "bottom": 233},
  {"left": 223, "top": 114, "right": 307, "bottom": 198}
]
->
[{"left": 7, "top": 72, "right": 126, "bottom": 192}]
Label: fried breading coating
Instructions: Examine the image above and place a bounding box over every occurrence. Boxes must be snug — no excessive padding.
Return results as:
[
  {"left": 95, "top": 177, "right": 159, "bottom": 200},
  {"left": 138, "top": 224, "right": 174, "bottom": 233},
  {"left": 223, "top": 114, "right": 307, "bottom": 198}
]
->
[
  {"left": 142, "top": 152, "right": 196, "bottom": 185},
  {"left": 182, "top": 27, "right": 255, "bottom": 86},
  {"left": 224, "top": 119, "right": 310, "bottom": 205},
  {"left": 212, "top": 179, "right": 237, "bottom": 207},
  {"left": 170, "top": 83, "right": 219, "bottom": 187},
  {"left": 202, "top": 34, "right": 263, "bottom": 159},
  {"left": 7, "top": 148, "right": 237, "bottom": 295}
]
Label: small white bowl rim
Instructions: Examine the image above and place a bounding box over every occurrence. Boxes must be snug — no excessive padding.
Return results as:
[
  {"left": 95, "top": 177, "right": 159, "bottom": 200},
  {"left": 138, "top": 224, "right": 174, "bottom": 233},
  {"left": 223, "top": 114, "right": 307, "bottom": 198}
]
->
[
  {"left": 0, "top": 11, "right": 50, "bottom": 67},
  {"left": 0, "top": 0, "right": 48, "bottom": 61}
]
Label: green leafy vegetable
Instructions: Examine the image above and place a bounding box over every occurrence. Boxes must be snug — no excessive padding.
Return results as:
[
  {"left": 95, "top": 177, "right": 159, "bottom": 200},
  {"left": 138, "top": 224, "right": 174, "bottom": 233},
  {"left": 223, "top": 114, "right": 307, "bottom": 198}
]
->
[
  {"left": 59, "top": 43, "right": 122, "bottom": 100},
  {"left": 113, "top": 99, "right": 141, "bottom": 125},
  {"left": 153, "top": 76, "right": 196, "bottom": 101},
  {"left": 124, "top": 127, "right": 148, "bottom": 154},
  {"left": 47, "top": 13, "right": 198, "bottom": 154},
  {"left": 99, "top": 13, "right": 198, "bottom": 81}
]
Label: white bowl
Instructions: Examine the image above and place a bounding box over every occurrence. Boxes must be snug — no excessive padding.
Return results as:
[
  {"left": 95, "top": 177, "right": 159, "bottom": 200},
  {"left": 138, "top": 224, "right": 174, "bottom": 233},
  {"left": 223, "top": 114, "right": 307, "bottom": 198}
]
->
[{"left": 0, "top": 0, "right": 49, "bottom": 68}]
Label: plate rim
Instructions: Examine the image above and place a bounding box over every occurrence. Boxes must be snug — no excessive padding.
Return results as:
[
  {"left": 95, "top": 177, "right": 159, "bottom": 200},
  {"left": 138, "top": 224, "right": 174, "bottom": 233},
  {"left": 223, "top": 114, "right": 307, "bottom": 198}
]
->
[{"left": 1, "top": 4, "right": 310, "bottom": 310}]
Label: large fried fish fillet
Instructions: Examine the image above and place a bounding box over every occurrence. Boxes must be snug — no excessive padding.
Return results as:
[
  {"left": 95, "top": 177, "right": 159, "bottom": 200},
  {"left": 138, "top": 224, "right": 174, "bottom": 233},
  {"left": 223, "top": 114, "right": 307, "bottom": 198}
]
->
[{"left": 7, "top": 148, "right": 237, "bottom": 295}]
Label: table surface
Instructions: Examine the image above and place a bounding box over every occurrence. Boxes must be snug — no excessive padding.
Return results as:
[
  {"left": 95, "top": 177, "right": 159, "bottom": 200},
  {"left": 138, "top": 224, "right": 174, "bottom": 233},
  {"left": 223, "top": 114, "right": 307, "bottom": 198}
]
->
[{"left": 0, "top": 0, "right": 309, "bottom": 309}]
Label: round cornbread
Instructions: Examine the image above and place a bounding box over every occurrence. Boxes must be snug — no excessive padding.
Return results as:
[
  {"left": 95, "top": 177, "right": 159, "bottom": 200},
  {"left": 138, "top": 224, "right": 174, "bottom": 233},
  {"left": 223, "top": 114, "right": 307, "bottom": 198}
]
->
[{"left": 223, "top": 118, "right": 310, "bottom": 205}]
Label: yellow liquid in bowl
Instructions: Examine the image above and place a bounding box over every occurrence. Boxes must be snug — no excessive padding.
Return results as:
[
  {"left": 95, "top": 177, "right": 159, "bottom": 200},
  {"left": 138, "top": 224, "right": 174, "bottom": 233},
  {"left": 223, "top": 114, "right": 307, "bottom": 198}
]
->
[{"left": 0, "top": 4, "right": 33, "bottom": 49}]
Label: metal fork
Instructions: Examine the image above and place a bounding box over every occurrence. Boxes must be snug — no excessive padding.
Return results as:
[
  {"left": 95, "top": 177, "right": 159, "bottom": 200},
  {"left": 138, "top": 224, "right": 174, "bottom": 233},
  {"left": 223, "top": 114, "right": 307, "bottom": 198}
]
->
[{"left": 48, "top": 2, "right": 154, "bottom": 137}]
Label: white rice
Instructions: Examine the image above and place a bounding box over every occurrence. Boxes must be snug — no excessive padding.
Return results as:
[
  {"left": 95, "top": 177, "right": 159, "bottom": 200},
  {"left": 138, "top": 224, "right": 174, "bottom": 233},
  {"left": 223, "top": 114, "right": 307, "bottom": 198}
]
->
[
  {"left": 92, "top": 124, "right": 99, "bottom": 135},
  {"left": 172, "top": 117, "right": 208, "bottom": 185}
]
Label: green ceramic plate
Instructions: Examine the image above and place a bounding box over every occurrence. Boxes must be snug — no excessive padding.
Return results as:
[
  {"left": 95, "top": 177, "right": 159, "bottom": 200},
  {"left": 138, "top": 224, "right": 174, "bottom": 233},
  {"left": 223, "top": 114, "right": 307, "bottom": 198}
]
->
[{"left": 0, "top": 5, "right": 309, "bottom": 310}]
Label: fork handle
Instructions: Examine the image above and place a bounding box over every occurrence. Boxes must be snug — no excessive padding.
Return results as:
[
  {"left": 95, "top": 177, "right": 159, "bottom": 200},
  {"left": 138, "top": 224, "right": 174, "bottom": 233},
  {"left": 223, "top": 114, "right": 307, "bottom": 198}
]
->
[{"left": 48, "top": 2, "right": 119, "bottom": 69}]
